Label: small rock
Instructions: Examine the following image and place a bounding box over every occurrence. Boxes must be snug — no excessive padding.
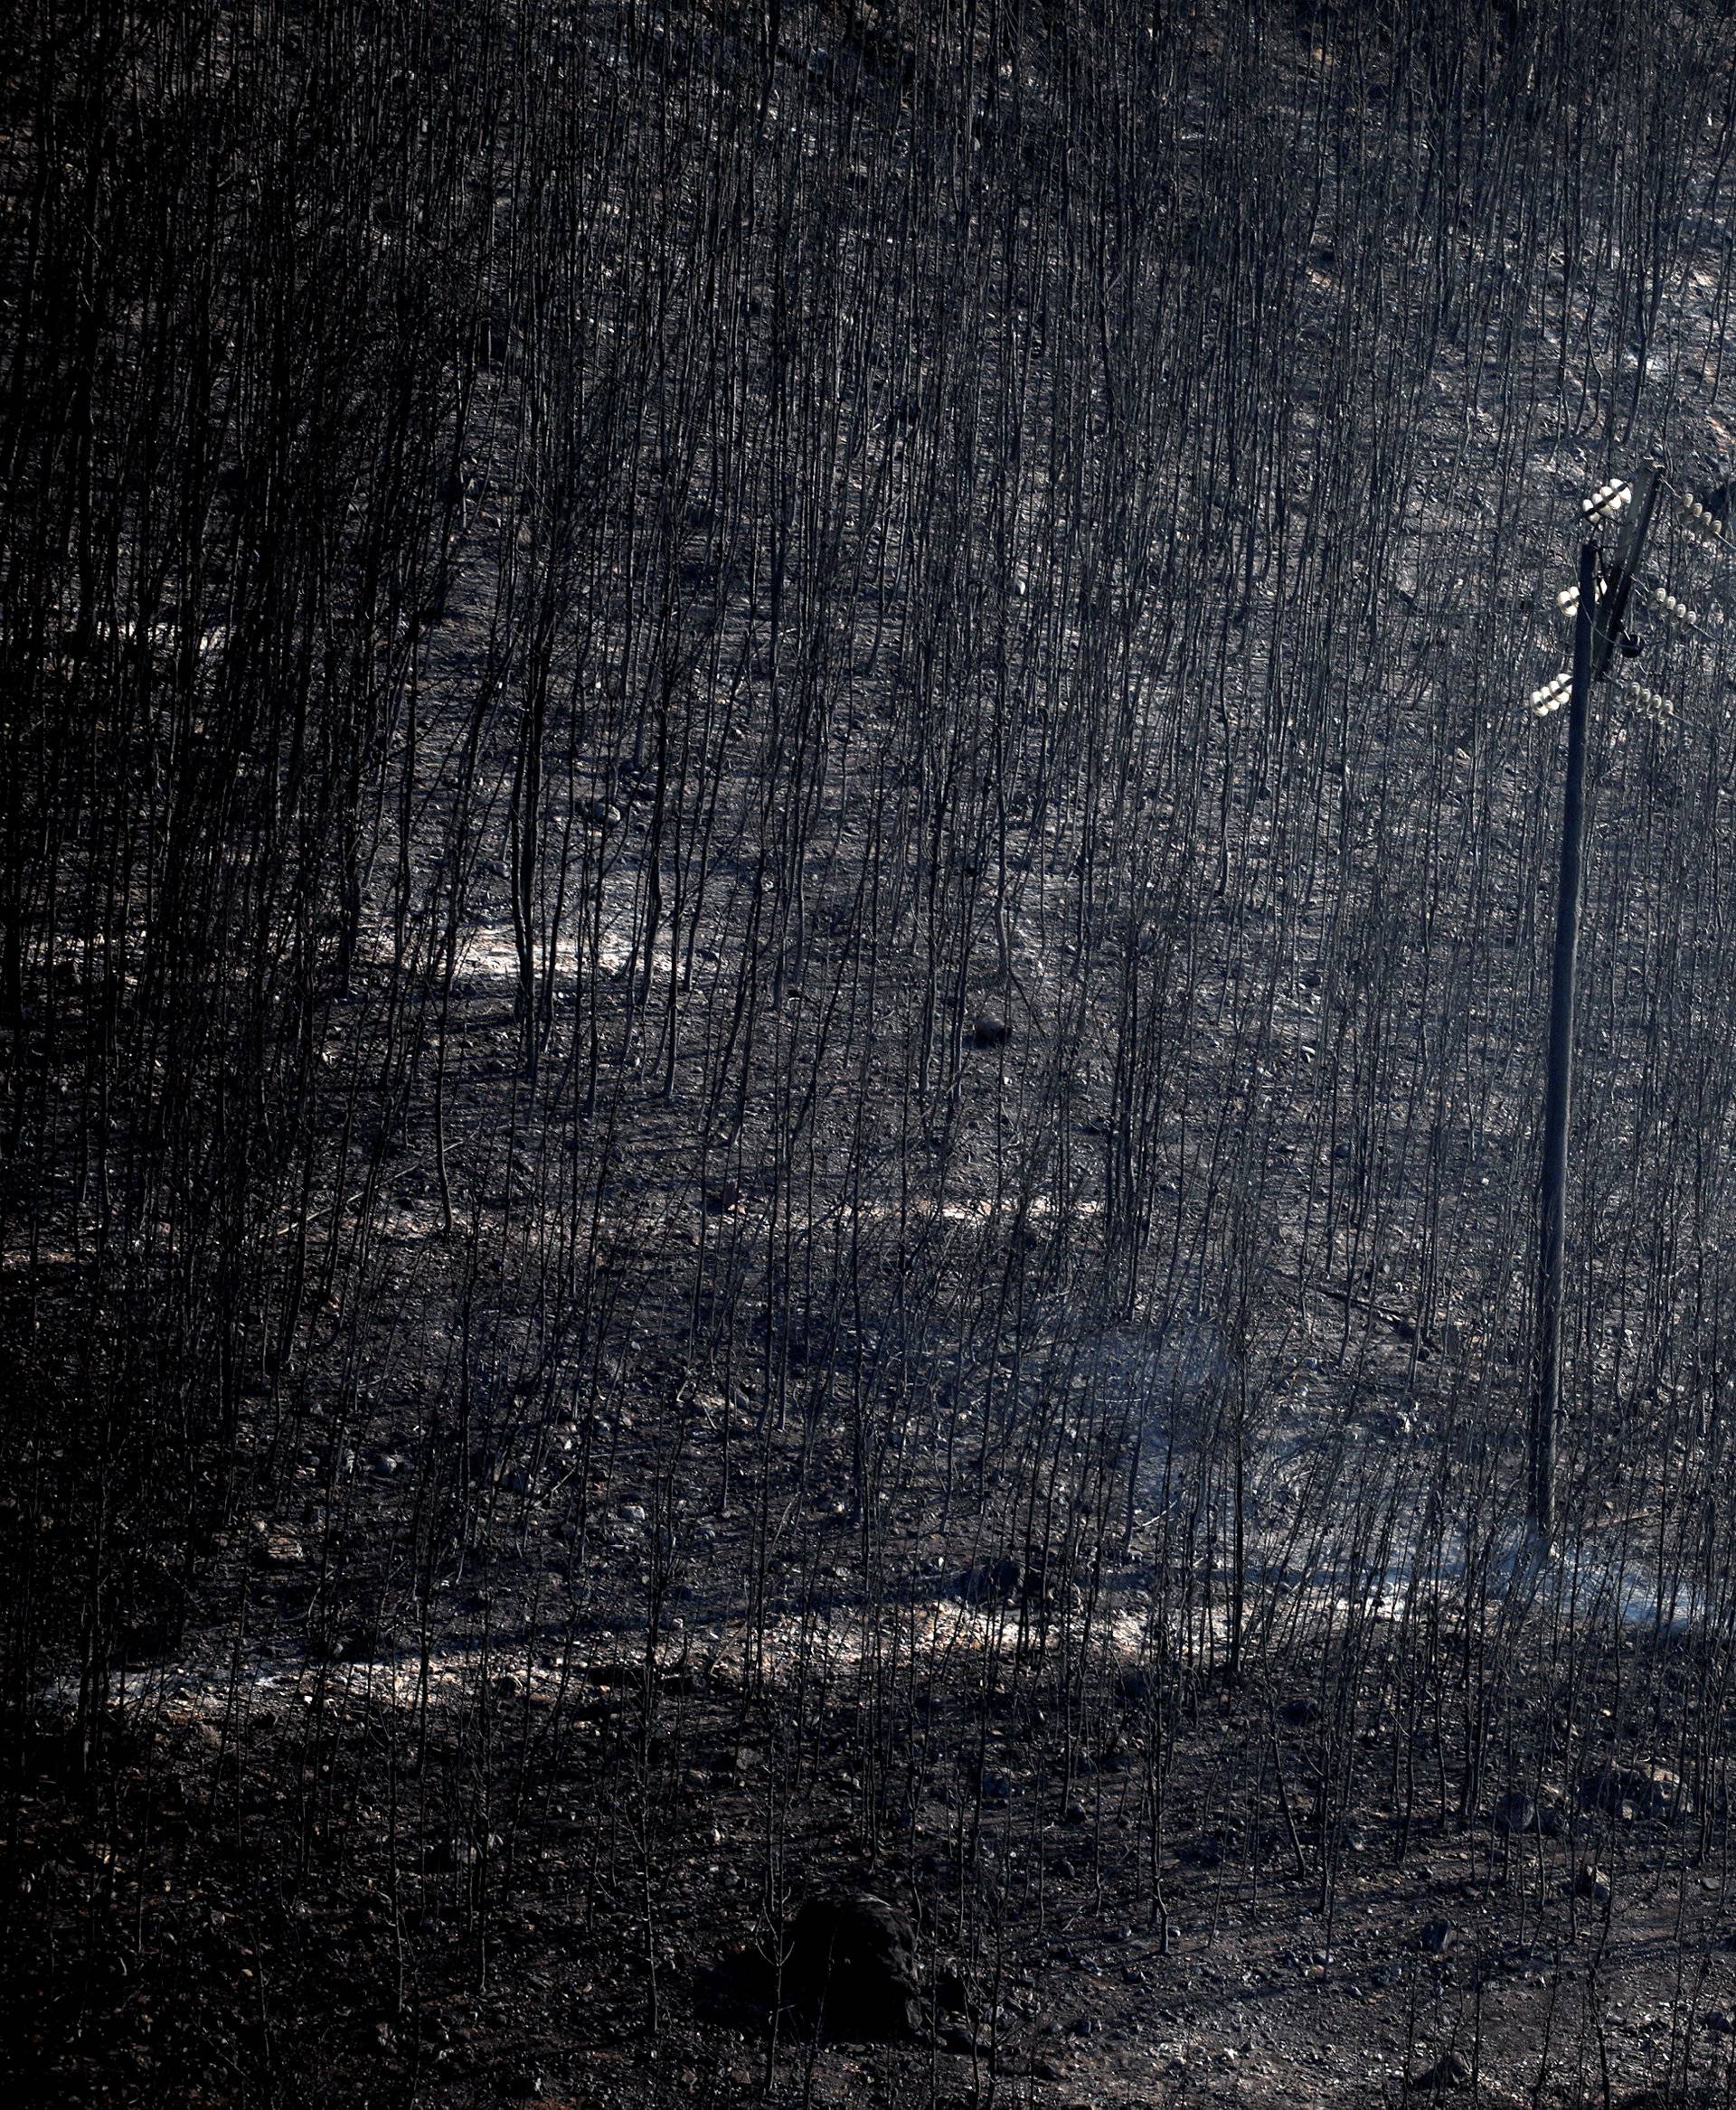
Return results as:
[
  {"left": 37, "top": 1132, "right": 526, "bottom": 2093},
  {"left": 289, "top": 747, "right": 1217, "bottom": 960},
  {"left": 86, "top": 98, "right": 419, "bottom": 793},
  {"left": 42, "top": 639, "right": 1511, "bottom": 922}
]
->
[
  {"left": 1573, "top": 1862, "right": 1613, "bottom": 1906},
  {"left": 967, "top": 1014, "right": 1010, "bottom": 1049},
  {"left": 1492, "top": 1790, "right": 1536, "bottom": 1834},
  {"left": 933, "top": 1967, "right": 968, "bottom": 2015},
  {"left": 1021, "top": 1552, "right": 1083, "bottom": 1612},
  {"left": 958, "top": 1550, "right": 1077, "bottom": 1610},
  {"left": 959, "top": 1553, "right": 1023, "bottom": 1605},
  {"left": 1410, "top": 2049, "right": 1473, "bottom": 2091},
  {"left": 1642, "top": 1764, "right": 1692, "bottom": 1820},
  {"left": 1579, "top": 1760, "right": 1691, "bottom": 1822}
]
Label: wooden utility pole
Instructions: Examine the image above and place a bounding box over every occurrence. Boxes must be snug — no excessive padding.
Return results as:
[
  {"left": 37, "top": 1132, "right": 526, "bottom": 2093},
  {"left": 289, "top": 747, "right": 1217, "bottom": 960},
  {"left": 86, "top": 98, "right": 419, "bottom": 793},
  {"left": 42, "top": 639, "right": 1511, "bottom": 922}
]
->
[
  {"left": 1530, "top": 540, "right": 1595, "bottom": 1544},
  {"left": 1530, "top": 464, "right": 1659, "bottom": 1542}
]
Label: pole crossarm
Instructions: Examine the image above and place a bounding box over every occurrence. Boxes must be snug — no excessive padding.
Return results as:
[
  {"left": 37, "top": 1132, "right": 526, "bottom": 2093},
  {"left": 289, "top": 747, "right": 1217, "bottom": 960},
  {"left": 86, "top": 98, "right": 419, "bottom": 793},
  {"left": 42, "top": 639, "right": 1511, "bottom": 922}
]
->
[{"left": 1590, "top": 461, "right": 1660, "bottom": 681}]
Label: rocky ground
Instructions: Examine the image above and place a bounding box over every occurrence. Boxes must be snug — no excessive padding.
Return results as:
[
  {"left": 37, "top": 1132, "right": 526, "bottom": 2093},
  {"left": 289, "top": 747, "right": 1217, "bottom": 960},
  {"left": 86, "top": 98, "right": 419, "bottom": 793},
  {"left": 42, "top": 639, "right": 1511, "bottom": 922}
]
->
[{"left": 6, "top": 1506, "right": 1735, "bottom": 2110}]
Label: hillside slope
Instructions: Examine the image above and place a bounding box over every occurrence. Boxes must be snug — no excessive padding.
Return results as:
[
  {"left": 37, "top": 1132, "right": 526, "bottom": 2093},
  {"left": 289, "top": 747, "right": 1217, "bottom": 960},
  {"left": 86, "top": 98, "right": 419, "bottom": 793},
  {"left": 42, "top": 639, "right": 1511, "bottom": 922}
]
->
[{"left": 7, "top": 4, "right": 1736, "bottom": 2104}]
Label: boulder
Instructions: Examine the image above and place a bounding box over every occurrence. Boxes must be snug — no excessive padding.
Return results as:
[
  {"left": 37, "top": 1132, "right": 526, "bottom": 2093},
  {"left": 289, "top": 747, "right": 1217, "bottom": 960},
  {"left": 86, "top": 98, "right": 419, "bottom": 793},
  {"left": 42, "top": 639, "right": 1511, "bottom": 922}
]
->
[
  {"left": 780, "top": 1892, "right": 921, "bottom": 2041},
  {"left": 1492, "top": 1790, "right": 1536, "bottom": 1834},
  {"left": 1579, "top": 1761, "right": 1691, "bottom": 1823}
]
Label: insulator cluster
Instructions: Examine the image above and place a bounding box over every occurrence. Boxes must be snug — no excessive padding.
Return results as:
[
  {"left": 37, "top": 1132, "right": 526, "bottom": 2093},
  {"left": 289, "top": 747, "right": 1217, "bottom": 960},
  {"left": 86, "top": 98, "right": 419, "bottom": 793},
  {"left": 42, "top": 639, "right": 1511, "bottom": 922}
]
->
[
  {"left": 1623, "top": 681, "right": 1675, "bottom": 727},
  {"left": 1528, "top": 671, "right": 1571, "bottom": 717},
  {"left": 1648, "top": 583, "right": 1709, "bottom": 630},
  {"left": 1582, "top": 478, "right": 1632, "bottom": 521}
]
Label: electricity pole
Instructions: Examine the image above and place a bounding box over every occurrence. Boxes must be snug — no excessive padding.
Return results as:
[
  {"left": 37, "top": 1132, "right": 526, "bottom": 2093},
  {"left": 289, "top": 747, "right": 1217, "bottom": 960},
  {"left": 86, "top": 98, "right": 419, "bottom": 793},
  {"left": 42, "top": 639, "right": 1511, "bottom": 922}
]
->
[{"left": 1528, "top": 466, "right": 1662, "bottom": 1544}]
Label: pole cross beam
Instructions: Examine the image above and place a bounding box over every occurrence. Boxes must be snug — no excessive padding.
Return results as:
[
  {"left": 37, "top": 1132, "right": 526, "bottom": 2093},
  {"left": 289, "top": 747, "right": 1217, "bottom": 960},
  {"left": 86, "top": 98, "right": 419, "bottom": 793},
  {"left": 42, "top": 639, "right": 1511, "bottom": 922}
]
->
[{"left": 1590, "top": 461, "right": 1661, "bottom": 681}]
